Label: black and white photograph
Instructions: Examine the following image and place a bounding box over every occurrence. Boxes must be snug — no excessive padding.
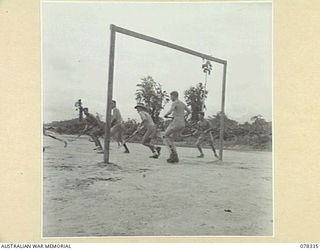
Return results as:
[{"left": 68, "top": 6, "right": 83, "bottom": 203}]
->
[{"left": 42, "top": 1, "right": 272, "bottom": 237}]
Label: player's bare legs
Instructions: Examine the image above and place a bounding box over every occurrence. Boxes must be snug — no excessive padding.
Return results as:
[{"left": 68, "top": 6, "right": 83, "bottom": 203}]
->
[
  {"left": 209, "top": 132, "right": 219, "bottom": 158},
  {"left": 163, "top": 126, "right": 182, "bottom": 163},
  {"left": 195, "top": 137, "right": 204, "bottom": 158},
  {"left": 89, "top": 129, "right": 102, "bottom": 150},
  {"left": 111, "top": 123, "right": 130, "bottom": 153},
  {"left": 141, "top": 126, "right": 161, "bottom": 158}
]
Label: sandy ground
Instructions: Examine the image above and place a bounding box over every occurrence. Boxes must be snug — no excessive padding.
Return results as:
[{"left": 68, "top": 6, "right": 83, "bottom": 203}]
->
[{"left": 43, "top": 135, "right": 273, "bottom": 237}]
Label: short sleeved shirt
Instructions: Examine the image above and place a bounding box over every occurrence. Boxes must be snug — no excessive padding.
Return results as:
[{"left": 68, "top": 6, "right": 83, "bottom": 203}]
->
[{"left": 138, "top": 110, "right": 155, "bottom": 128}]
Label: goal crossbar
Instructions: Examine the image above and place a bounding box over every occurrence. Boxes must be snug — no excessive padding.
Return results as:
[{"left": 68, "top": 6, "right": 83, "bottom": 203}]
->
[{"left": 113, "top": 25, "right": 227, "bottom": 65}]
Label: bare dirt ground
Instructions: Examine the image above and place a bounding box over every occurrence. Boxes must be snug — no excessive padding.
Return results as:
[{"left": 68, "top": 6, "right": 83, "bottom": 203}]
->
[{"left": 43, "top": 135, "right": 273, "bottom": 237}]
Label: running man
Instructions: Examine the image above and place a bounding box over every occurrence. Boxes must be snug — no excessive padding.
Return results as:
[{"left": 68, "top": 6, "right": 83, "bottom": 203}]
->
[
  {"left": 110, "top": 100, "right": 130, "bottom": 153},
  {"left": 82, "top": 107, "right": 103, "bottom": 152},
  {"left": 134, "top": 103, "right": 161, "bottom": 158},
  {"left": 163, "top": 91, "right": 191, "bottom": 163},
  {"left": 192, "top": 112, "right": 219, "bottom": 159}
]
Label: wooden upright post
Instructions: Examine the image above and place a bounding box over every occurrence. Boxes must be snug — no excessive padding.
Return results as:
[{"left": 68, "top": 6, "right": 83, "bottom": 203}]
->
[
  {"left": 104, "top": 25, "right": 116, "bottom": 163},
  {"left": 219, "top": 62, "right": 227, "bottom": 161}
]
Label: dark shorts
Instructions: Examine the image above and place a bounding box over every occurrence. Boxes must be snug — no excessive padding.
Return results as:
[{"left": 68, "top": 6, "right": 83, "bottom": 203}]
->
[
  {"left": 110, "top": 123, "right": 125, "bottom": 141},
  {"left": 142, "top": 125, "right": 157, "bottom": 143},
  {"left": 87, "top": 126, "right": 102, "bottom": 137}
]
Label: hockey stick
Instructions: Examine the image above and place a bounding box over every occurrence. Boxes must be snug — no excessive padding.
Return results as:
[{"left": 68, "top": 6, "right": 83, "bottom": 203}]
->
[
  {"left": 122, "top": 129, "right": 140, "bottom": 145},
  {"left": 46, "top": 134, "right": 68, "bottom": 148}
]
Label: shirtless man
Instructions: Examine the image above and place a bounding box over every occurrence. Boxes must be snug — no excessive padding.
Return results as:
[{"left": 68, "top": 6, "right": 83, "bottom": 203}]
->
[
  {"left": 192, "top": 112, "right": 219, "bottom": 159},
  {"left": 134, "top": 103, "right": 161, "bottom": 158},
  {"left": 110, "top": 100, "right": 130, "bottom": 153},
  {"left": 163, "top": 91, "right": 191, "bottom": 163},
  {"left": 82, "top": 107, "right": 103, "bottom": 152}
]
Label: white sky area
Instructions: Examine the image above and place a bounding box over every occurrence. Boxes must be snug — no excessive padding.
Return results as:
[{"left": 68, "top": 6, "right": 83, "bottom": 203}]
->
[{"left": 42, "top": 1, "right": 272, "bottom": 123}]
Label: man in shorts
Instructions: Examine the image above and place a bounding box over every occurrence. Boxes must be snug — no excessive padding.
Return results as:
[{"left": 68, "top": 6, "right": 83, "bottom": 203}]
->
[
  {"left": 163, "top": 91, "right": 191, "bottom": 163},
  {"left": 134, "top": 103, "right": 161, "bottom": 158},
  {"left": 192, "top": 111, "right": 219, "bottom": 159},
  {"left": 82, "top": 107, "right": 103, "bottom": 152},
  {"left": 110, "top": 100, "right": 130, "bottom": 153}
]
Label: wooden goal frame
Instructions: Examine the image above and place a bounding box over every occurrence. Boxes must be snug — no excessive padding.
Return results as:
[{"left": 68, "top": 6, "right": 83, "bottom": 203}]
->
[{"left": 104, "top": 24, "right": 227, "bottom": 163}]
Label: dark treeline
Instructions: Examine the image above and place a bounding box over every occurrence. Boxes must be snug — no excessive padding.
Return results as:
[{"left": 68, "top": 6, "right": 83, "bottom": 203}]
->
[
  {"left": 46, "top": 113, "right": 272, "bottom": 151},
  {"left": 46, "top": 76, "right": 272, "bottom": 151}
]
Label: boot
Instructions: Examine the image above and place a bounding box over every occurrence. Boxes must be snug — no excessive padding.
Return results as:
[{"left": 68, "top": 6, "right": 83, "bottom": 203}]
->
[
  {"left": 96, "top": 148, "right": 104, "bottom": 154},
  {"left": 166, "top": 152, "right": 174, "bottom": 162},
  {"left": 156, "top": 146, "right": 161, "bottom": 156},
  {"left": 149, "top": 146, "right": 162, "bottom": 159},
  {"left": 149, "top": 152, "right": 159, "bottom": 159},
  {"left": 123, "top": 143, "right": 130, "bottom": 153},
  {"left": 167, "top": 151, "right": 179, "bottom": 163}
]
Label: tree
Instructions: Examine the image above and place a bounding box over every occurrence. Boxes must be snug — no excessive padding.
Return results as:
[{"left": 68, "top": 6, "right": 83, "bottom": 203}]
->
[
  {"left": 208, "top": 112, "right": 238, "bottom": 139},
  {"left": 74, "top": 99, "right": 83, "bottom": 121},
  {"left": 249, "top": 114, "right": 270, "bottom": 136},
  {"left": 135, "top": 76, "right": 169, "bottom": 124},
  {"left": 123, "top": 118, "right": 139, "bottom": 135},
  {"left": 184, "top": 82, "right": 208, "bottom": 122},
  {"left": 201, "top": 60, "right": 213, "bottom": 110}
]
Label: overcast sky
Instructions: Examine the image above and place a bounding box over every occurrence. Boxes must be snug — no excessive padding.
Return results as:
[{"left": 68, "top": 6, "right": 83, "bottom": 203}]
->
[{"left": 42, "top": 1, "right": 272, "bottom": 123}]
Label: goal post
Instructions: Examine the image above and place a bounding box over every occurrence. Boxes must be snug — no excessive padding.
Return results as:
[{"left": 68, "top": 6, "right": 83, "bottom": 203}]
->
[{"left": 104, "top": 24, "right": 227, "bottom": 163}]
